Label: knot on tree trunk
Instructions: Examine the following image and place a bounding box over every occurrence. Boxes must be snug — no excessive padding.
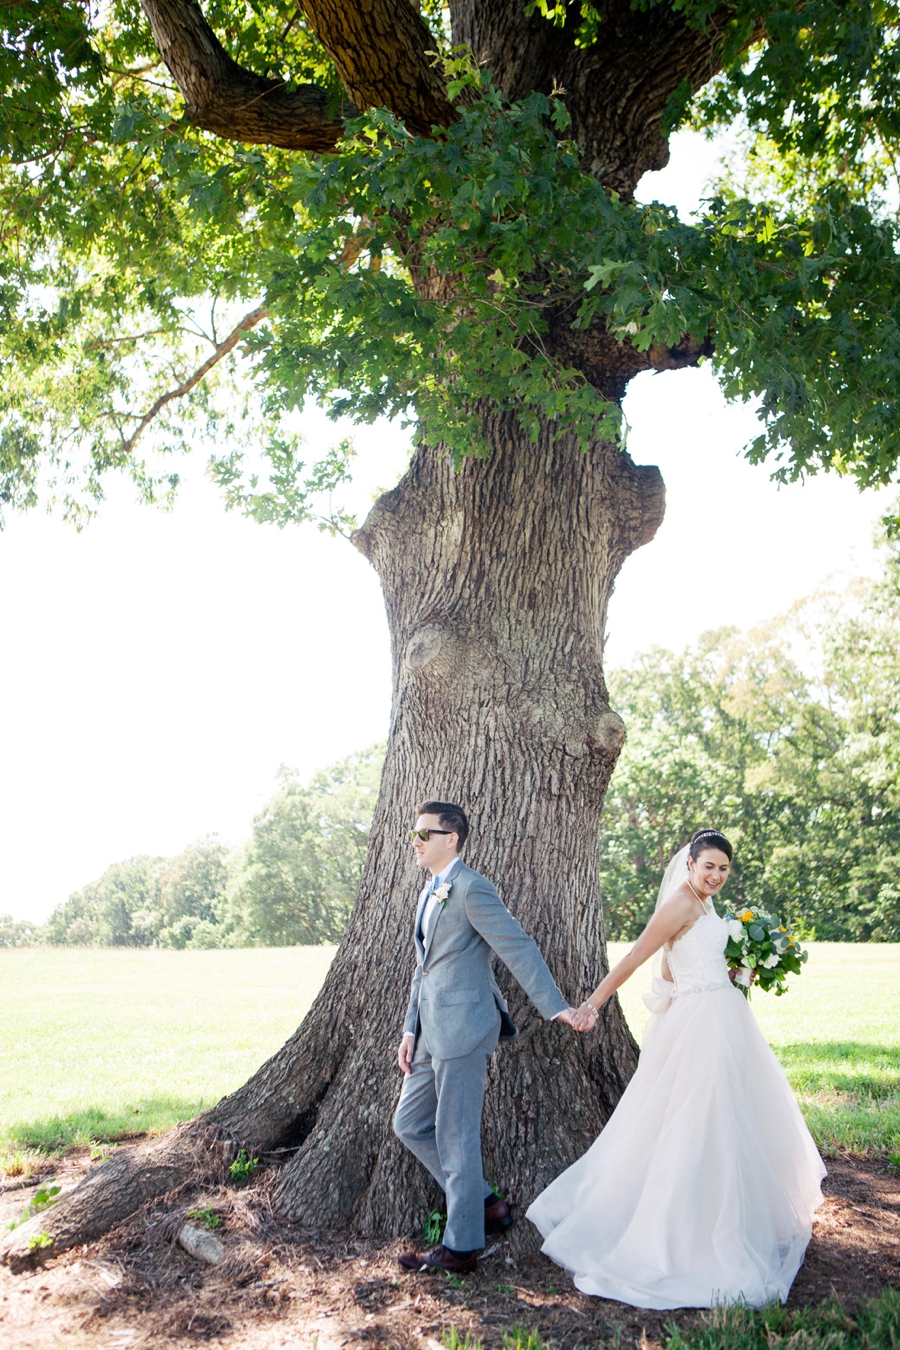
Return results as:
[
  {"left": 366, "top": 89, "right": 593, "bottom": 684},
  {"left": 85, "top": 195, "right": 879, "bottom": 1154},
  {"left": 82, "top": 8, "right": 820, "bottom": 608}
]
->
[{"left": 546, "top": 308, "right": 713, "bottom": 403}]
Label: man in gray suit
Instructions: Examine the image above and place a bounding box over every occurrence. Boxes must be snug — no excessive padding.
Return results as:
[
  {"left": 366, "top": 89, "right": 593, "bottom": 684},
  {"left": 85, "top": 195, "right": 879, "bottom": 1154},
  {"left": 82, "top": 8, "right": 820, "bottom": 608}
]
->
[{"left": 394, "top": 799, "right": 582, "bottom": 1274}]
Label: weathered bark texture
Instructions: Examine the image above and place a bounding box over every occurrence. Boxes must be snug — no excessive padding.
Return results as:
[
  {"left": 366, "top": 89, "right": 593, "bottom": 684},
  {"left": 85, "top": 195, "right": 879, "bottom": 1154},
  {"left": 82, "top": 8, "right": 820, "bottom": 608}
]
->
[
  {"left": 139, "top": 0, "right": 352, "bottom": 150},
  {"left": 451, "top": 0, "right": 750, "bottom": 196},
  {"left": 141, "top": 0, "right": 748, "bottom": 197},
  {"left": 139, "top": 0, "right": 458, "bottom": 148},
  {"left": 0, "top": 0, "right": 721, "bottom": 1268},
  {"left": 0, "top": 1127, "right": 223, "bottom": 1272},
  {"left": 0, "top": 417, "right": 664, "bottom": 1266},
  {"left": 299, "top": 0, "right": 460, "bottom": 134}
]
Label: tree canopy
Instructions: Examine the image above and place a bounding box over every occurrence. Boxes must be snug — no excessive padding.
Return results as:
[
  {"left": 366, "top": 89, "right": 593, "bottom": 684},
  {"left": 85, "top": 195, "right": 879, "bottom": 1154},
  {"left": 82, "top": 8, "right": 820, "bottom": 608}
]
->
[
  {"left": 2, "top": 0, "right": 899, "bottom": 526},
  {"left": 227, "top": 743, "right": 383, "bottom": 945}
]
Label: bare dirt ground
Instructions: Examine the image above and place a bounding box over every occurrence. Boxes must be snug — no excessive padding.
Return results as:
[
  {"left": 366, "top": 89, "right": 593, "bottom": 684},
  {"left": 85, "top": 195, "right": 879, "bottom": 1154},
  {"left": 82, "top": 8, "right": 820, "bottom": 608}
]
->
[{"left": 1, "top": 1149, "right": 898, "bottom": 1350}]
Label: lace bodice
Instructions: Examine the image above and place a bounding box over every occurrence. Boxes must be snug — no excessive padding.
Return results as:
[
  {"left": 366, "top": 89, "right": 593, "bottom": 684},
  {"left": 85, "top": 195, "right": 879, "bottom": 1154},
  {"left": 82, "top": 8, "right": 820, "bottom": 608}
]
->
[{"left": 665, "top": 908, "right": 731, "bottom": 997}]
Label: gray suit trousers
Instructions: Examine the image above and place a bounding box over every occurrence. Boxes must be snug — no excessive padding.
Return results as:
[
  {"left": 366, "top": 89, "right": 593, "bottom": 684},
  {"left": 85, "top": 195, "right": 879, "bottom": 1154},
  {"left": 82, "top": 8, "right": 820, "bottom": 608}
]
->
[{"left": 393, "top": 1021, "right": 499, "bottom": 1253}]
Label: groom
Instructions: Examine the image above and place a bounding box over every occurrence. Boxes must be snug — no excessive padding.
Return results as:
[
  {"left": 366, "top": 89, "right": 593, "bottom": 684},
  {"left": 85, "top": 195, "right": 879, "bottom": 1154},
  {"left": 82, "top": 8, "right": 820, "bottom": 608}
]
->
[{"left": 394, "top": 799, "right": 582, "bottom": 1274}]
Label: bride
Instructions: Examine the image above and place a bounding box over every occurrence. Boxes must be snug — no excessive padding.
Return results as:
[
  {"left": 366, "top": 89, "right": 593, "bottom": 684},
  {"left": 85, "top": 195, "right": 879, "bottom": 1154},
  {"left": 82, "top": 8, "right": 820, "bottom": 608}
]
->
[{"left": 527, "top": 829, "right": 826, "bottom": 1310}]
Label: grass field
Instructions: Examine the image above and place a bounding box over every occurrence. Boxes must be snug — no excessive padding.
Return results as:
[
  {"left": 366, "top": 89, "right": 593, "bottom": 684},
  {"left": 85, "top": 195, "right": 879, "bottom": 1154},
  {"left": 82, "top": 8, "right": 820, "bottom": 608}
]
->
[
  {"left": 0, "top": 946, "right": 336, "bottom": 1159},
  {"left": 1, "top": 942, "right": 898, "bottom": 1164}
]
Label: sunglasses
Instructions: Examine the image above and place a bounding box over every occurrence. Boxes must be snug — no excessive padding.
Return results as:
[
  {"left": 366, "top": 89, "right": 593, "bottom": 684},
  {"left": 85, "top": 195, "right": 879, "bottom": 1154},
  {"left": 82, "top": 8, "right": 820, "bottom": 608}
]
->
[{"left": 409, "top": 829, "right": 452, "bottom": 842}]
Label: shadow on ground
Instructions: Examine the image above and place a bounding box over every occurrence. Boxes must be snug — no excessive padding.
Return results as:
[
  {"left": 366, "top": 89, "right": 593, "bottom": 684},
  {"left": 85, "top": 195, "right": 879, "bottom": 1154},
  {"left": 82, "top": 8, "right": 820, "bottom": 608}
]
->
[{"left": 0, "top": 1149, "right": 898, "bottom": 1348}]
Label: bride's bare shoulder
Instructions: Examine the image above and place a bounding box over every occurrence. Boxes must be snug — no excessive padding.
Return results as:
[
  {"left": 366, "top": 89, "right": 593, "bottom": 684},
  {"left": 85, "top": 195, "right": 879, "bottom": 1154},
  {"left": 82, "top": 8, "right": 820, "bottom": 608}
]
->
[
  {"left": 654, "top": 885, "right": 697, "bottom": 928},
  {"left": 655, "top": 883, "right": 704, "bottom": 946},
  {"left": 657, "top": 881, "right": 695, "bottom": 913}
]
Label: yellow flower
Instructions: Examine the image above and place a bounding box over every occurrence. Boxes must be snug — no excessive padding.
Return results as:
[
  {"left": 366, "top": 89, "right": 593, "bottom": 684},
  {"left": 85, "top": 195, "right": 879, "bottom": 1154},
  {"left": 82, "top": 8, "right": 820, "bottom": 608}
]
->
[
  {"left": 740, "top": 910, "right": 754, "bottom": 923},
  {"left": 780, "top": 925, "right": 786, "bottom": 932}
]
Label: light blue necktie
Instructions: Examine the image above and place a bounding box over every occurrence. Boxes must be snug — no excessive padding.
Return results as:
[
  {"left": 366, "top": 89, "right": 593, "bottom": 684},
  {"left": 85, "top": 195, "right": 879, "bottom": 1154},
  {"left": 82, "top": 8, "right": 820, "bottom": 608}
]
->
[{"left": 419, "top": 874, "right": 441, "bottom": 943}]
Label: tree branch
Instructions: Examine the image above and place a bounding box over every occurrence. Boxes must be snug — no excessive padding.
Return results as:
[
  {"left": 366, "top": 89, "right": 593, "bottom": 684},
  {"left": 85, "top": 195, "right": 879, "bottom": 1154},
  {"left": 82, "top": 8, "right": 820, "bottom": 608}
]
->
[
  {"left": 449, "top": 0, "right": 762, "bottom": 197},
  {"left": 120, "top": 304, "right": 268, "bottom": 457},
  {"left": 139, "top": 0, "right": 456, "bottom": 151},
  {"left": 139, "top": 0, "right": 350, "bottom": 151},
  {"left": 298, "top": 0, "right": 457, "bottom": 136}
]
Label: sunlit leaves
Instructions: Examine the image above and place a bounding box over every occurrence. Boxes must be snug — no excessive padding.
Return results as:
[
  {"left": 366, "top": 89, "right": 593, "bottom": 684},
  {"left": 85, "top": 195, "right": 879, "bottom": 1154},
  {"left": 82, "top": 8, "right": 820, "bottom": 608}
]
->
[
  {"left": 580, "top": 185, "right": 900, "bottom": 486},
  {"left": 210, "top": 436, "right": 359, "bottom": 533},
  {"left": 1, "top": 2, "right": 899, "bottom": 521},
  {"left": 697, "top": 0, "right": 900, "bottom": 164}
]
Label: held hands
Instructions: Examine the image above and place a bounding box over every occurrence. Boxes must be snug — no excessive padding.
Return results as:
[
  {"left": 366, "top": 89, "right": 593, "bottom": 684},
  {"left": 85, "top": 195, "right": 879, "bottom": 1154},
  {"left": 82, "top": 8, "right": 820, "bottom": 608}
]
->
[
  {"left": 572, "top": 1002, "right": 599, "bottom": 1033},
  {"left": 399, "top": 1003, "right": 600, "bottom": 1063},
  {"left": 557, "top": 1003, "right": 599, "bottom": 1033}
]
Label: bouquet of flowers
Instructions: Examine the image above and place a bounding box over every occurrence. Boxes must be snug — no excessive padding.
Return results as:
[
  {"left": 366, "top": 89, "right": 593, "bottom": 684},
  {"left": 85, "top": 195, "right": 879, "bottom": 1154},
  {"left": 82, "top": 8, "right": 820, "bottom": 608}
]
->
[{"left": 723, "top": 906, "right": 807, "bottom": 998}]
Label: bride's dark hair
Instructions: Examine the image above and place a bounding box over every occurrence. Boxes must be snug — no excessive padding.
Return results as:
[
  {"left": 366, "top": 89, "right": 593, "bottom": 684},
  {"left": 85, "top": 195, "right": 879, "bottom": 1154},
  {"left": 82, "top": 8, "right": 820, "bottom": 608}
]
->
[{"left": 689, "top": 828, "right": 733, "bottom": 862}]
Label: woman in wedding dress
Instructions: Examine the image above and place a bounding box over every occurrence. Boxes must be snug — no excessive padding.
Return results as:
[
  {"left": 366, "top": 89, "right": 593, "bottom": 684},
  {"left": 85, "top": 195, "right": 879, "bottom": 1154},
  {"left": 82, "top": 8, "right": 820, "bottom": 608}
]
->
[{"left": 527, "top": 829, "right": 825, "bottom": 1310}]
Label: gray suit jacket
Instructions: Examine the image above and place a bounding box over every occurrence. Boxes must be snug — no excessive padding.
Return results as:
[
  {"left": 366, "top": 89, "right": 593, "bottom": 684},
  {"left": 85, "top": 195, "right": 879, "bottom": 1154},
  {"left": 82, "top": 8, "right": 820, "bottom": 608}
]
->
[{"left": 402, "top": 860, "right": 568, "bottom": 1060}]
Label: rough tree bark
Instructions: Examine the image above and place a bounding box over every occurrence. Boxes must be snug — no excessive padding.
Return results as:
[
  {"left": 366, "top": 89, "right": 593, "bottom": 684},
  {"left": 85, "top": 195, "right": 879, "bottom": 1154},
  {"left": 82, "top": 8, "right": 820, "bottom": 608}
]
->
[{"left": 1, "top": 0, "right": 725, "bottom": 1267}]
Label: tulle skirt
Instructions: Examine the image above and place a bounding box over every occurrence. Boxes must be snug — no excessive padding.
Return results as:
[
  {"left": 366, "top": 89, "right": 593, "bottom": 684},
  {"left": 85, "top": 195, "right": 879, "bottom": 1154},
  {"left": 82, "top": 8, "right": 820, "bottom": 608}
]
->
[{"left": 527, "top": 983, "right": 826, "bottom": 1309}]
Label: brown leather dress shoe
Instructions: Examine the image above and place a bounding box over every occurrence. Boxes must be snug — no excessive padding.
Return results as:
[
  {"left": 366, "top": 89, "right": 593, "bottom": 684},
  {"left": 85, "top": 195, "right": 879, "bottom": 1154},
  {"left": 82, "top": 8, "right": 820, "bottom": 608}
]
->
[
  {"left": 484, "top": 1198, "right": 514, "bottom": 1231},
  {"left": 398, "top": 1244, "right": 477, "bottom": 1274}
]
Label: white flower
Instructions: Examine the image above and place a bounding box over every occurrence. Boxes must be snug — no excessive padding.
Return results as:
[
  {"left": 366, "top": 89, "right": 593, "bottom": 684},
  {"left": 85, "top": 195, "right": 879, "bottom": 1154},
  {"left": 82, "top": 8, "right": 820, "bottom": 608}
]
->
[
  {"left": 434, "top": 883, "right": 451, "bottom": 907},
  {"left": 763, "top": 952, "right": 781, "bottom": 968},
  {"left": 726, "top": 920, "right": 745, "bottom": 941}
]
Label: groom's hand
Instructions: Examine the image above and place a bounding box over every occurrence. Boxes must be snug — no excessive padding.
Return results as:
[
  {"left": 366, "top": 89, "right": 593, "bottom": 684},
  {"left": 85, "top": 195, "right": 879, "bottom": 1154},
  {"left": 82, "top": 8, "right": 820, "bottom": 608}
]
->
[
  {"left": 557, "top": 1005, "right": 597, "bottom": 1033},
  {"left": 398, "top": 1032, "right": 415, "bottom": 1075}
]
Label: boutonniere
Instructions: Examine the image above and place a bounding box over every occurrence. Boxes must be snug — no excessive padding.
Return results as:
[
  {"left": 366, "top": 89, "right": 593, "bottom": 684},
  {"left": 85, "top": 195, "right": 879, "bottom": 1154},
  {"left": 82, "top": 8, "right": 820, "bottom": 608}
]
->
[{"left": 434, "top": 882, "right": 451, "bottom": 908}]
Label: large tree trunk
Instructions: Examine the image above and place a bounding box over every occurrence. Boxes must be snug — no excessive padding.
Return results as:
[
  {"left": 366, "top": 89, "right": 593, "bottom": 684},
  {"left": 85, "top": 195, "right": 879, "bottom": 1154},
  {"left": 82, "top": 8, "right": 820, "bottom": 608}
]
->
[{"left": 1, "top": 413, "right": 663, "bottom": 1267}]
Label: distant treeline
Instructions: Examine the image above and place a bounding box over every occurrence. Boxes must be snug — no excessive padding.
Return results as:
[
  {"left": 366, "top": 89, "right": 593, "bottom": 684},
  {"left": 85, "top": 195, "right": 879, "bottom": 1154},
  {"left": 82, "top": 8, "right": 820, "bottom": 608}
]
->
[
  {"left": 4, "top": 541, "right": 898, "bottom": 950},
  {"left": 1, "top": 745, "right": 383, "bottom": 951}
]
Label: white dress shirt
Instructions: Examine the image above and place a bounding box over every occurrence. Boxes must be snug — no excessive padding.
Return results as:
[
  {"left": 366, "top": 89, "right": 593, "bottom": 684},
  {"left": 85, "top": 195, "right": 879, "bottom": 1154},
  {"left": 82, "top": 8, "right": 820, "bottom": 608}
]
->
[{"left": 419, "top": 855, "right": 461, "bottom": 942}]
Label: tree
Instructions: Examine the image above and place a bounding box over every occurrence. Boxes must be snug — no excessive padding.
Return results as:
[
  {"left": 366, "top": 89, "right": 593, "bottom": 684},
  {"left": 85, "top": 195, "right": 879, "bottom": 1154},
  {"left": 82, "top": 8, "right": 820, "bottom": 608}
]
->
[
  {"left": 43, "top": 856, "right": 170, "bottom": 947},
  {"left": 0, "top": 914, "right": 37, "bottom": 947},
  {"left": 598, "top": 620, "right": 832, "bottom": 934},
  {"left": 34, "top": 750, "right": 382, "bottom": 950},
  {"left": 2, "top": 0, "right": 899, "bottom": 1264},
  {"left": 156, "top": 837, "right": 233, "bottom": 948},
  {"left": 228, "top": 745, "right": 384, "bottom": 945},
  {"left": 41, "top": 842, "right": 233, "bottom": 949},
  {"left": 812, "top": 534, "right": 900, "bottom": 940}
]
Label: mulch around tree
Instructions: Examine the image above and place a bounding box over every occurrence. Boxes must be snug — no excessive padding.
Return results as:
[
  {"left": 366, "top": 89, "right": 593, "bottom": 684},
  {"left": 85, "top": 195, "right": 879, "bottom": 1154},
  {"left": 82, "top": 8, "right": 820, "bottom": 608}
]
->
[{"left": 0, "top": 1149, "right": 897, "bottom": 1349}]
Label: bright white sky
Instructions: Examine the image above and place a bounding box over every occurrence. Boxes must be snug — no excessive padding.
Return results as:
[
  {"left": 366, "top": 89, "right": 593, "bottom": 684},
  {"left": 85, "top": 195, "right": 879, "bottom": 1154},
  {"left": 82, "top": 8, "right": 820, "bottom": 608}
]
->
[{"left": 0, "top": 130, "right": 891, "bottom": 923}]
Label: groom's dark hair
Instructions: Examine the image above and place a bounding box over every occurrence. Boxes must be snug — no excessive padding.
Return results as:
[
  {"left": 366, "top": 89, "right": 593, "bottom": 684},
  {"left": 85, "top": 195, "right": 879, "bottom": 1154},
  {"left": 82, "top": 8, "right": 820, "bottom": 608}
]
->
[{"left": 417, "top": 800, "right": 469, "bottom": 848}]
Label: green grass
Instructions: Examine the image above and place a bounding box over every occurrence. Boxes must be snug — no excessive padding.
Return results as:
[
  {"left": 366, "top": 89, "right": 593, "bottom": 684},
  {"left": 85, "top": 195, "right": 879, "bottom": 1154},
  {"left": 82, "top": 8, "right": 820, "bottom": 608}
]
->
[
  {"left": 0, "top": 945, "right": 335, "bottom": 1156},
  {"left": 441, "top": 1291, "right": 900, "bottom": 1349},
  {"left": 665, "top": 1290, "right": 900, "bottom": 1348},
  {"left": 1, "top": 943, "right": 897, "bottom": 1165},
  {"left": 609, "top": 941, "right": 900, "bottom": 1159}
]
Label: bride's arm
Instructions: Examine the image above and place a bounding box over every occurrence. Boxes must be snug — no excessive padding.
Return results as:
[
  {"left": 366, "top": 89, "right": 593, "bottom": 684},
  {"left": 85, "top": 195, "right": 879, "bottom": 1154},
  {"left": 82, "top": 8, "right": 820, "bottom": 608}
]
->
[{"left": 581, "top": 895, "right": 697, "bottom": 1017}]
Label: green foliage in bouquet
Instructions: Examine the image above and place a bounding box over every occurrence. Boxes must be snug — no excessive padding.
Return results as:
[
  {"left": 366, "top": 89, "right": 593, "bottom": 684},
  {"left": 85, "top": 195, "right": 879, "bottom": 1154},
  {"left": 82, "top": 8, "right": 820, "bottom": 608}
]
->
[{"left": 724, "top": 906, "right": 808, "bottom": 998}]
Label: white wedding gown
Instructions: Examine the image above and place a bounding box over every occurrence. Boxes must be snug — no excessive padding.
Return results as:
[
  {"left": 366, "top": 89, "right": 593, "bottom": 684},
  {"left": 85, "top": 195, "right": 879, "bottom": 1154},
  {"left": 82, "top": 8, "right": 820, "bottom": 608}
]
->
[{"left": 527, "top": 906, "right": 826, "bottom": 1309}]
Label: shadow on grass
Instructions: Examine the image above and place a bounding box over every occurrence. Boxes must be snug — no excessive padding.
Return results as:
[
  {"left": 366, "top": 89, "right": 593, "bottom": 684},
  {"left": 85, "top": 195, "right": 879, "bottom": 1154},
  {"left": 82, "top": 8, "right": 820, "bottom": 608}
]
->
[
  {"left": 776, "top": 1042, "right": 900, "bottom": 1155},
  {"left": 778, "top": 1042, "right": 900, "bottom": 1100},
  {"left": 3, "top": 1097, "right": 213, "bottom": 1153}
]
